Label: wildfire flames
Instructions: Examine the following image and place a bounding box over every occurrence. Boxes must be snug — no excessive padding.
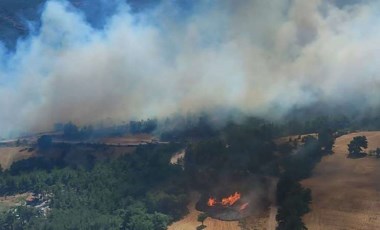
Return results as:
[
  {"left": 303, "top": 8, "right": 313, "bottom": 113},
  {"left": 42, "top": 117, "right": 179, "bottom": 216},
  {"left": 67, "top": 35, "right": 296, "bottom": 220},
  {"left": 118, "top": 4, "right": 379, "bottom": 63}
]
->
[
  {"left": 207, "top": 197, "right": 216, "bottom": 207},
  {"left": 207, "top": 192, "right": 241, "bottom": 207}
]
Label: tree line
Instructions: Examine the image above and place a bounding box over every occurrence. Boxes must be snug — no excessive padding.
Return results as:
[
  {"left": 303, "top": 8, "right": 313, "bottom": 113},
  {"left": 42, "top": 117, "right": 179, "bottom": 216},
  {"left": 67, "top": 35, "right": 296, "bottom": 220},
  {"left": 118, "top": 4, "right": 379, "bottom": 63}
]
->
[{"left": 0, "top": 144, "right": 188, "bottom": 229}]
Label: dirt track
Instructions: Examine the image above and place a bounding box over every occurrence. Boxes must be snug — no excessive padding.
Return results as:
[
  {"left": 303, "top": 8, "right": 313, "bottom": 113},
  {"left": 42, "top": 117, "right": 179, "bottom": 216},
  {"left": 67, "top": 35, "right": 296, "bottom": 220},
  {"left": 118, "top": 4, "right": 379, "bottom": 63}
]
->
[{"left": 302, "top": 131, "right": 380, "bottom": 230}]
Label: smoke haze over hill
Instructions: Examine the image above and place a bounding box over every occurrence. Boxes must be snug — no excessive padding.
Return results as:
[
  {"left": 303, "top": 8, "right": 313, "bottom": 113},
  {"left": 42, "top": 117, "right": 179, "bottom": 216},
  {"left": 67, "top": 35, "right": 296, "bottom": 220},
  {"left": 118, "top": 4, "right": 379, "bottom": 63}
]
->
[{"left": 0, "top": 0, "right": 380, "bottom": 136}]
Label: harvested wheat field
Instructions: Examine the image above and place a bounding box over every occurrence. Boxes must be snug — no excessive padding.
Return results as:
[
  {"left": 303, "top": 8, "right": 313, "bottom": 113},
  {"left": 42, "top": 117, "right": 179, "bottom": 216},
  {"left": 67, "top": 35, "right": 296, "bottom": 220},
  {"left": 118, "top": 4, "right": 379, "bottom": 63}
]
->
[
  {"left": 302, "top": 131, "right": 380, "bottom": 230},
  {"left": 0, "top": 147, "right": 35, "bottom": 170}
]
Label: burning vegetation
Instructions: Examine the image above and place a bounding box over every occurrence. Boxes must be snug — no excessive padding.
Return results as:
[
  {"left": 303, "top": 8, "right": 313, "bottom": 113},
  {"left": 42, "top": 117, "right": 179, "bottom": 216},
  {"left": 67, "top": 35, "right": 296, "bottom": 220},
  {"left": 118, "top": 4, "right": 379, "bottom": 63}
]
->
[
  {"left": 0, "top": 108, "right": 347, "bottom": 229},
  {"left": 207, "top": 192, "right": 241, "bottom": 207},
  {"left": 195, "top": 175, "right": 276, "bottom": 221},
  {"left": 207, "top": 192, "right": 251, "bottom": 214}
]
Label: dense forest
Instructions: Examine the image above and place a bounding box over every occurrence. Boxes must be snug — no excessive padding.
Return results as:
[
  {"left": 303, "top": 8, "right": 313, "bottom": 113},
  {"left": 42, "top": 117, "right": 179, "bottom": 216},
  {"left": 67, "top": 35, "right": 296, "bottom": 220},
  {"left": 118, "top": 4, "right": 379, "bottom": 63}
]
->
[{"left": 0, "top": 144, "right": 188, "bottom": 229}]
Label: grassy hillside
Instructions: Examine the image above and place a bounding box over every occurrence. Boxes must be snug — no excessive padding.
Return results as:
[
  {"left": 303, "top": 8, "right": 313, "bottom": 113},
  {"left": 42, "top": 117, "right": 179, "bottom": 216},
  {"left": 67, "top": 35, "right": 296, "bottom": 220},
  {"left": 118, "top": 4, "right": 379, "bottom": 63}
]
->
[{"left": 302, "top": 131, "right": 380, "bottom": 229}]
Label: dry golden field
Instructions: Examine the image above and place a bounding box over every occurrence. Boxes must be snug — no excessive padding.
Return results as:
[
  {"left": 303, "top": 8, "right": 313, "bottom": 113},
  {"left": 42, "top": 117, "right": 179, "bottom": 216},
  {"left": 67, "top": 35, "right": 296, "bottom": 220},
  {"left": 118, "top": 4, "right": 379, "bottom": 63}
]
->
[
  {"left": 302, "top": 131, "right": 380, "bottom": 230},
  {"left": 0, "top": 147, "right": 35, "bottom": 170}
]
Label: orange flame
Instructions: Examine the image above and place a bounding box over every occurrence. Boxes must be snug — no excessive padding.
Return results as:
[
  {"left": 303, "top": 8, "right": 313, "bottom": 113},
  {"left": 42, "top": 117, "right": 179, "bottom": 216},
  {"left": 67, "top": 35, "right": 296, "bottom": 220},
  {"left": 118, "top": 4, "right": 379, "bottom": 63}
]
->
[
  {"left": 207, "top": 192, "right": 241, "bottom": 207},
  {"left": 207, "top": 197, "right": 216, "bottom": 207},
  {"left": 221, "top": 192, "right": 241, "bottom": 206}
]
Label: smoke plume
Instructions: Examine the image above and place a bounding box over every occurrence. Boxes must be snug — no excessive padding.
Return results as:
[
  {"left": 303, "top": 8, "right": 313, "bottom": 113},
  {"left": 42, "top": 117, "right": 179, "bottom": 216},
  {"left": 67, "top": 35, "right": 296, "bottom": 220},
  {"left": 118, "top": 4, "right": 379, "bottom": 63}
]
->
[{"left": 0, "top": 0, "right": 379, "bottom": 136}]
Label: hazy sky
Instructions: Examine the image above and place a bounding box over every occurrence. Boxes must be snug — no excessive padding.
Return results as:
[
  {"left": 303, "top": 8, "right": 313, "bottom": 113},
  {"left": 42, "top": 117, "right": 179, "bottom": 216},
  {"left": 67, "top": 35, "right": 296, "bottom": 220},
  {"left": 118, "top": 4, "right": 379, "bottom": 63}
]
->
[{"left": 0, "top": 0, "right": 379, "bottom": 136}]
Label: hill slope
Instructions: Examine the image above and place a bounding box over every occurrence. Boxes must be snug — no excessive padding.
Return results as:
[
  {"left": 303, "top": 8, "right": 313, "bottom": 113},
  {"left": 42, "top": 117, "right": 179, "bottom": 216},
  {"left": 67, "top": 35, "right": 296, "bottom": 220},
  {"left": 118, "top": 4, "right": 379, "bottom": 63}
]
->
[{"left": 302, "top": 131, "right": 380, "bottom": 230}]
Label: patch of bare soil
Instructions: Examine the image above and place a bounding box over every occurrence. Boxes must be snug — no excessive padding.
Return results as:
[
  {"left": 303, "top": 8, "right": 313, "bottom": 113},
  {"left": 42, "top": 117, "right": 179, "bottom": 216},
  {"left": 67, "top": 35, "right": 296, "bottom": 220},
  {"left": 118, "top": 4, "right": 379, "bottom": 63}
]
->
[
  {"left": 100, "top": 134, "right": 155, "bottom": 145},
  {"left": 0, "top": 193, "right": 32, "bottom": 212},
  {"left": 170, "top": 149, "right": 185, "bottom": 165},
  {"left": 0, "top": 147, "right": 35, "bottom": 170},
  {"left": 302, "top": 131, "right": 380, "bottom": 230}
]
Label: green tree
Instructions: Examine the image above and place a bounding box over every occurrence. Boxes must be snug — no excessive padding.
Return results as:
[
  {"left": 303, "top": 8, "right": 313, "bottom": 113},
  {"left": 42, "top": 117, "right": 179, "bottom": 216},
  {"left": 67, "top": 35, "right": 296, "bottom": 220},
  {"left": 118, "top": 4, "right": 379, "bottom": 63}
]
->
[
  {"left": 347, "top": 136, "right": 368, "bottom": 156},
  {"left": 276, "top": 178, "right": 311, "bottom": 230},
  {"left": 318, "top": 129, "right": 335, "bottom": 152},
  {"left": 129, "top": 213, "right": 154, "bottom": 230},
  {"left": 151, "top": 212, "right": 171, "bottom": 230},
  {"left": 376, "top": 148, "right": 380, "bottom": 158},
  {"left": 197, "top": 213, "right": 208, "bottom": 226}
]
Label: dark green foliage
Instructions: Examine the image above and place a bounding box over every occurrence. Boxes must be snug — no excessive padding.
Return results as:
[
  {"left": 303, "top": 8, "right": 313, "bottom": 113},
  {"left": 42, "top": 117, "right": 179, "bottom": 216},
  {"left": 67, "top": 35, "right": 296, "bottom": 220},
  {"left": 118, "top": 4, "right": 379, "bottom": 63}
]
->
[
  {"left": 276, "top": 177, "right": 311, "bottom": 215},
  {"left": 80, "top": 125, "right": 94, "bottom": 139},
  {"left": 160, "top": 115, "right": 217, "bottom": 141},
  {"left": 8, "top": 156, "right": 66, "bottom": 177},
  {"left": 37, "top": 135, "right": 52, "bottom": 151},
  {"left": 185, "top": 119, "right": 278, "bottom": 189},
  {"left": 122, "top": 202, "right": 171, "bottom": 230},
  {"left": 0, "top": 144, "right": 188, "bottom": 229},
  {"left": 0, "top": 206, "right": 41, "bottom": 230},
  {"left": 318, "top": 128, "right": 335, "bottom": 152},
  {"left": 63, "top": 122, "right": 95, "bottom": 140},
  {"left": 276, "top": 131, "right": 332, "bottom": 229},
  {"left": 276, "top": 178, "right": 312, "bottom": 230},
  {"left": 129, "top": 119, "right": 158, "bottom": 134},
  {"left": 282, "top": 136, "right": 322, "bottom": 180},
  {"left": 276, "top": 215, "right": 307, "bottom": 230},
  {"left": 347, "top": 136, "right": 368, "bottom": 157},
  {"left": 197, "top": 212, "right": 208, "bottom": 225},
  {"left": 376, "top": 148, "right": 380, "bottom": 158},
  {"left": 63, "top": 122, "right": 80, "bottom": 139},
  {"left": 281, "top": 115, "right": 347, "bottom": 137},
  {"left": 277, "top": 143, "right": 294, "bottom": 156}
]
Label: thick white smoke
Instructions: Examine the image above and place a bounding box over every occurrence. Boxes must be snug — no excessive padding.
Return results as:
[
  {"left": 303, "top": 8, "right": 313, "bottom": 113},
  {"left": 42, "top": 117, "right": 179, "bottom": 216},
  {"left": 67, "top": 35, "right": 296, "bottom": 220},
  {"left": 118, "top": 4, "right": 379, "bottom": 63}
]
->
[{"left": 0, "top": 0, "right": 379, "bottom": 136}]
